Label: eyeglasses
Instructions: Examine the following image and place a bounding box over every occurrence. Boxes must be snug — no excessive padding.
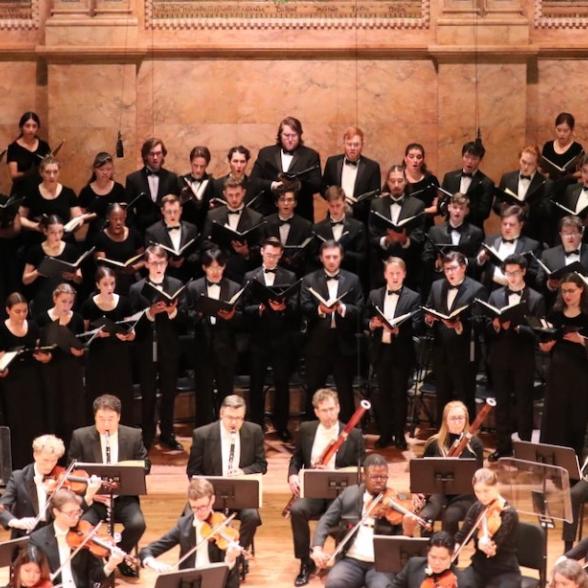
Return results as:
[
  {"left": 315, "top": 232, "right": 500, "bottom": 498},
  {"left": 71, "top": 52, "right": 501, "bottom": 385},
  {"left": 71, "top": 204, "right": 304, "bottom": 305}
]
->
[
  {"left": 60, "top": 509, "right": 82, "bottom": 518},
  {"left": 366, "top": 474, "right": 388, "bottom": 480}
]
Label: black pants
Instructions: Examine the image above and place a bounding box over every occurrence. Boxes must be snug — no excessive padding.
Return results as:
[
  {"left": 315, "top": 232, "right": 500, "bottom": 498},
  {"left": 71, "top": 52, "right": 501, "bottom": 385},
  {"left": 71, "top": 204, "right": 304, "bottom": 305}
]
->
[
  {"left": 461, "top": 566, "right": 521, "bottom": 588},
  {"left": 290, "top": 497, "right": 329, "bottom": 559},
  {"left": 419, "top": 494, "right": 474, "bottom": 537},
  {"left": 563, "top": 479, "right": 588, "bottom": 543}
]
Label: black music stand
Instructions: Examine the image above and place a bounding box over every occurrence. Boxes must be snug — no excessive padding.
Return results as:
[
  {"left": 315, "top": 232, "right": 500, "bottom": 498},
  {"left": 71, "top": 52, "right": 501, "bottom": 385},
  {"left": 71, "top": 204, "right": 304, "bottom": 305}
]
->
[
  {"left": 409, "top": 458, "right": 478, "bottom": 495},
  {"left": 204, "top": 476, "right": 261, "bottom": 511},
  {"left": 513, "top": 440, "right": 581, "bottom": 481},
  {"left": 301, "top": 470, "right": 359, "bottom": 500},
  {"left": 0, "top": 537, "right": 28, "bottom": 567},
  {"left": 373, "top": 536, "right": 429, "bottom": 573},
  {"left": 153, "top": 563, "right": 229, "bottom": 588}
]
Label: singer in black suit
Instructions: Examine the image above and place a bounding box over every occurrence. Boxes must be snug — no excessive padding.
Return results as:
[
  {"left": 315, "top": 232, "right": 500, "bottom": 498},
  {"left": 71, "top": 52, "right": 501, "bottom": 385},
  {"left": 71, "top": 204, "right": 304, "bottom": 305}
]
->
[
  {"left": 144, "top": 194, "right": 200, "bottom": 282},
  {"left": 485, "top": 255, "right": 545, "bottom": 460},
  {"left": 425, "top": 251, "right": 487, "bottom": 421},
  {"left": 202, "top": 176, "right": 264, "bottom": 283},
  {"left": 129, "top": 245, "right": 185, "bottom": 450},
  {"left": 251, "top": 116, "right": 321, "bottom": 221},
  {"left": 186, "top": 395, "right": 267, "bottom": 551},
  {"left": 366, "top": 258, "right": 422, "bottom": 449},
  {"left": 288, "top": 388, "right": 365, "bottom": 586},
  {"left": 368, "top": 165, "right": 426, "bottom": 290},
  {"left": 441, "top": 141, "right": 494, "bottom": 229},
  {"left": 321, "top": 127, "right": 381, "bottom": 225},
  {"left": 301, "top": 240, "right": 364, "bottom": 422},
  {"left": 555, "top": 156, "right": 588, "bottom": 229},
  {"left": 187, "top": 248, "right": 243, "bottom": 426},
  {"left": 243, "top": 238, "right": 299, "bottom": 439},
  {"left": 124, "top": 138, "right": 179, "bottom": 234}
]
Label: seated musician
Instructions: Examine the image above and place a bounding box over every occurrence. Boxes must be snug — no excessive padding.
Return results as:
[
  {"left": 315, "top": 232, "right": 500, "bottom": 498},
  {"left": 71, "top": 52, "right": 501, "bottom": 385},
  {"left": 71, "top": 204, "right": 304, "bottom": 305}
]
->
[
  {"left": 29, "top": 488, "right": 123, "bottom": 588},
  {"left": 139, "top": 477, "right": 241, "bottom": 588},
  {"left": 392, "top": 531, "right": 467, "bottom": 588},
  {"left": 288, "top": 388, "right": 365, "bottom": 586},
  {"left": 551, "top": 558, "right": 588, "bottom": 588},
  {"left": 311, "top": 453, "right": 411, "bottom": 588},
  {"left": 454, "top": 468, "right": 521, "bottom": 588},
  {"left": 0, "top": 434, "right": 100, "bottom": 538},
  {"left": 10, "top": 545, "right": 53, "bottom": 588},
  {"left": 68, "top": 394, "right": 149, "bottom": 578},
  {"left": 418, "top": 401, "right": 483, "bottom": 537}
]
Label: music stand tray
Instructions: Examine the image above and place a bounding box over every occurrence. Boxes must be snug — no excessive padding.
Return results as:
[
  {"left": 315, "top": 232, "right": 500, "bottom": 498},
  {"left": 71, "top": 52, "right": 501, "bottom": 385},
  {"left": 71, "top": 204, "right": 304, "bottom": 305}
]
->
[
  {"left": 205, "top": 475, "right": 261, "bottom": 510},
  {"left": 0, "top": 536, "right": 28, "bottom": 567},
  {"left": 373, "top": 536, "right": 429, "bottom": 573},
  {"left": 153, "top": 563, "right": 229, "bottom": 588},
  {"left": 75, "top": 462, "right": 147, "bottom": 495},
  {"left": 513, "top": 440, "right": 581, "bottom": 481},
  {"left": 409, "top": 458, "right": 478, "bottom": 495},
  {"left": 300, "top": 470, "right": 359, "bottom": 500}
]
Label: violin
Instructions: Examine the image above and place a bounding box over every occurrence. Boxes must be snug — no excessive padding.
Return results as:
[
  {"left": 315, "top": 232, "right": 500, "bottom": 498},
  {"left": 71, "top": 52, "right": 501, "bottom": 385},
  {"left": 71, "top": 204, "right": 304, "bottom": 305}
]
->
[
  {"left": 371, "top": 488, "right": 432, "bottom": 531},
  {"left": 200, "top": 512, "right": 249, "bottom": 557},
  {"left": 45, "top": 466, "right": 117, "bottom": 495},
  {"left": 420, "top": 569, "right": 458, "bottom": 588},
  {"left": 479, "top": 499, "right": 503, "bottom": 545}
]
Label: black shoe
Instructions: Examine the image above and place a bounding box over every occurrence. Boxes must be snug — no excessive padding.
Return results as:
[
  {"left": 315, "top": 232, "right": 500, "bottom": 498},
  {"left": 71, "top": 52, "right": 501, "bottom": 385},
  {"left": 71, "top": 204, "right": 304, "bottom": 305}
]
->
[
  {"left": 488, "top": 449, "right": 512, "bottom": 462},
  {"left": 118, "top": 562, "right": 139, "bottom": 578},
  {"left": 159, "top": 435, "right": 183, "bottom": 451},
  {"left": 294, "top": 560, "right": 316, "bottom": 587},
  {"left": 395, "top": 436, "right": 408, "bottom": 451},
  {"left": 277, "top": 429, "right": 292, "bottom": 442},
  {"left": 375, "top": 436, "right": 392, "bottom": 449}
]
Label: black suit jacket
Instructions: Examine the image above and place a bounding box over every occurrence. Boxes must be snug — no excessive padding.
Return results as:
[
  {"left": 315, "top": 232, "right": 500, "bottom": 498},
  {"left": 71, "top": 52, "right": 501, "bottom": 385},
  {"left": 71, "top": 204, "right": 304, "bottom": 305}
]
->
[
  {"left": 139, "top": 513, "right": 239, "bottom": 587},
  {"left": 301, "top": 268, "right": 364, "bottom": 356},
  {"left": 186, "top": 421, "right": 267, "bottom": 478},
  {"left": 288, "top": 421, "right": 365, "bottom": 477},
  {"left": 537, "top": 244, "right": 588, "bottom": 289},
  {"left": 313, "top": 216, "right": 367, "bottom": 274},
  {"left": 422, "top": 221, "right": 484, "bottom": 271},
  {"left": 441, "top": 169, "right": 494, "bottom": 229},
  {"left": 178, "top": 172, "right": 215, "bottom": 230},
  {"left": 30, "top": 524, "right": 107, "bottom": 588},
  {"left": 212, "top": 173, "right": 274, "bottom": 216},
  {"left": 252, "top": 144, "right": 321, "bottom": 221},
  {"left": 393, "top": 557, "right": 469, "bottom": 588},
  {"left": 125, "top": 167, "right": 179, "bottom": 233},
  {"left": 558, "top": 184, "right": 588, "bottom": 222}
]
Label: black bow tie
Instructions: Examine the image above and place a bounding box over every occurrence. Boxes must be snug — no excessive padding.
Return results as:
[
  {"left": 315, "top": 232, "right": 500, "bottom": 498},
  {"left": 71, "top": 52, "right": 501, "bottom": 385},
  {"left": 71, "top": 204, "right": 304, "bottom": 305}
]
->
[
  {"left": 206, "top": 280, "right": 220, "bottom": 288},
  {"left": 447, "top": 285, "right": 460, "bottom": 292},
  {"left": 330, "top": 220, "right": 344, "bottom": 227},
  {"left": 390, "top": 198, "right": 404, "bottom": 206},
  {"left": 344, "top": 158, "right": 358, "bottom": 167},
  {"left": 520, "top": 174, "right": 532, "bottom": 181},
  {"left": 449, "top": 224, "right": 464, "bottom": 234},
  {"left": 166, "top": 225, "right": 181, "bottom": 232},
  {"left": 264, "top": 268, "right": 277, "bottom": 274},
  {"left": 461, "top": 172, "right": 473, "bottom": 178},
  {"left": 325, "top": 273, "right": 340, "bottom": 281},
  {"left": 282, "top": 149, "right": 295, "bottom": 156},
  {"left": 278, "top": 219, "right": 291, "bottom": 227},
  {"left": 502, "top": 238, "right": 516, "bottom": 244},
  {"left": 146, "top": 169, "right": 160, "bottom": 177},
  {"left": 227, "top": 209, "right": 242, "bottom": 215},
  {"left": 566, "top": 249, "right": 581, "bottom": 256},
  {"left": 506, "top": 288, "right": 523, "bottom": 297},
  {"left": 387, "top": 289, "right": 401, "bottom": 295}
]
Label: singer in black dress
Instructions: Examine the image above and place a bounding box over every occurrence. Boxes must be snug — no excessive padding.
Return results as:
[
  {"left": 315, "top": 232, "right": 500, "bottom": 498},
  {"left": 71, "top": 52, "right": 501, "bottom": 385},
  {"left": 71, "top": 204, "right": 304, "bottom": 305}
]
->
[
  {"left": 0, "top": 293, "right": 49, "bottom": 469},
  {"left": 81, "top": 267, "right": 135, "bottom": 423}
]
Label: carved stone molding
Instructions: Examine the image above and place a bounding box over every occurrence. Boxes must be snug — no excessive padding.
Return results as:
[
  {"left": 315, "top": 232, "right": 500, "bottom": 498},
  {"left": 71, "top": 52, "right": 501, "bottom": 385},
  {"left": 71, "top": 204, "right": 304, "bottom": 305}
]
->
[
  {"left": 0, "top": 0, "right": 39, "bottom": 28},
  {"left": 145, "top": 0, "right": 430, "bottom": 30},
  {"left": 535, "top": 0, "right": 588, "bottom": 28}
]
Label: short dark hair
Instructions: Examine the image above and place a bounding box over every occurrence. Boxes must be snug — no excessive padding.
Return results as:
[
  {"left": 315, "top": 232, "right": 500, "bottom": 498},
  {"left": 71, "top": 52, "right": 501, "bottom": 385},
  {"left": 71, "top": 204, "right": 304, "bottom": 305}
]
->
[
  {"left": 442, "top": 251, "right": 467, "bottom": 267},
  {"left": 261, "top": 237, "right": 284, "bottom": 251},
  {"left": 560, "top": 215, "right": 584, "bottom": 233},
  {"left": 502, "top": 253, "right": 528, "bottom": 271},
  {"left": 227, "top": 145, "right": 250, "bottom": 161},
  {"left": 429, "top": 531, "right": 454, "bottom": 552},
  {"left": 160, "top": 194, "right": 181, "bottom": 208},
  {"left": 93, "top": 394, "right": 122, "bottom": 415},
  {"left": 462, "top": 141, "right": 485, "bottom": 159},
  {"left": 319, "top": 239, "right": 344, "bottom": 257},
  {"left": 500, "top": 204, "right": 525, "bottom": 223},
  {"left": 144, "top": 244, "right": 168, "bottom": 262},
  {"left": 189, "top": 146, "right": 211, "bottom": 164},
  {"left": 201, "top": 248, "right": 227, "bottom": 267},
  {"left": 555, "top": 112, "right": 575, "bottom": 130},
  {"left": 223, "top": 176, "right": 245, "bottom": 191},
  {"left": 363, "top": 453, "right": 388, "bottom": 470},
  {"left": 141, "top": 138, "right": 167, "bottom": 162},
  {"left": 324, "top": 186, "right": 346, "bottom": 203}
]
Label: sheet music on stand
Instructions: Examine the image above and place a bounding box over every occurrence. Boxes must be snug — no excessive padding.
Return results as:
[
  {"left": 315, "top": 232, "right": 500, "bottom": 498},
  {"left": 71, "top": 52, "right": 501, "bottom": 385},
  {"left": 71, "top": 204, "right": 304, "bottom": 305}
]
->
[
  {"left": 300, "top": 467, "right": 359, "bottom": 499},
  {"left": 0, "top": 427, "right": 11, "bottom": 486}
]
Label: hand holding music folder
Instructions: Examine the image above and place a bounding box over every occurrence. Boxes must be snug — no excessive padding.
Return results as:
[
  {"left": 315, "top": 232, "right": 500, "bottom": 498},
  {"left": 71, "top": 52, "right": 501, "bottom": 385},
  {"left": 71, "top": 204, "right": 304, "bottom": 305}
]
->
[
  {"left": 96, "top": 252, "right": 143, "bottom": 270},
  {"left": 283, "top": 235, "right": 315, "bottom": 254},
  {"left": 421, "top": 304, "right": 469, "bottom": 323},
  {"left": 345, "top": 188, "right": 380, "bottom": 206},
  {"left": 281, "top": 162, "right": 320, "bottom": 181},
  {"left": 372, "top": 306, "right": 419, "bottom": 331},
  {"left": 369, "top": 209, "right": 424, "bottom": 233},
  {"left": 209, "top": 220, "right": 265, "bottom": 248},
  {"left": 540, "top": 151, "right": 584, "bottom": 178},
  {"left": 474, "top": 298, "right": 528, "bottom": 323},
  {"left": 553, "top": 199, "right": 588, "bottom": 218},
  {"left": 37, "top": 247, "right": 95, "bottom": 279},
  {"left": 0, "top": 194, "right": 24, "bottom": 226},
  {"left": 141, "top": 281, "right": 189, "bottom": 306},
  {"left": 248, "top": 279, "right": 301, "bottom": 305},
  {"left": 0, "top": 344, "right": 56, "bottom": 371},
  {"left": 193, "top": 286, "right": 247, "bottom": 316},
  {"left": 525, "top": 316, "right": 588, "bottom": 341},
  {"left": 494, "top": 185, "right": 527, "bottom": 204},
  {"left": 41, "top": 322, "right": 84, "bottom": 352},
  {"left": 533, "top": 253, "right": 588, "bottom": 281},
  {"left": 148, "top": 238, "right": 197, "bottom": 259},
  {"left": 306, "top": 287, "right": 349, "bottom": 310}
]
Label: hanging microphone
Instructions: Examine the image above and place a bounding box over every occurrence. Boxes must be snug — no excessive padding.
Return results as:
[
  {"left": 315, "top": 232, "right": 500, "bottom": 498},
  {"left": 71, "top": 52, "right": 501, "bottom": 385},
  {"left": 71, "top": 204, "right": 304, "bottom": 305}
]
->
[{"left": 116, "top": 131, "right": 124, "bottom": 158}]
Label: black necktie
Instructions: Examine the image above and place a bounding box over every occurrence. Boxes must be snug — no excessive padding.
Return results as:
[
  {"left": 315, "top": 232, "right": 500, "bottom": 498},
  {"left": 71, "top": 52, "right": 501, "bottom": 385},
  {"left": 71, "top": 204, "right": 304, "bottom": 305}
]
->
[
  {"left": 462, "top": 172, "right": 473, "bottom": 178},
  {"left": 502, "top": 238, "right": 516, "bottom": 244},
  {"left": 520, "top": 174, "right": 532, "bottom": 181},
  {"left": 264, "top": 268, "right": 277, "bottom": 274},
  {"left": 566, "top": 249, "right": 581, "bottom": 257},
  {"left": 325, "top": 273, "right": 340, "bottom": 281},
  {"left": 330, "top": 220, "right": 344, "bottom": 227},
  {"left": 227, "top": 209, "right": 241, "bottom": 215},
  {"left": 344, "top": 158, "right": 358, "bottom": 167},
  {"left": 166, "top": 225, "right": 180, "bottom": 232}
]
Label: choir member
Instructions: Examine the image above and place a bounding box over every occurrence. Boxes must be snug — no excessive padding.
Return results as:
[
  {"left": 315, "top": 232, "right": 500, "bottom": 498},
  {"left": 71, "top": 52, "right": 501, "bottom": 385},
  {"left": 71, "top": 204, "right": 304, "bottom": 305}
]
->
[
  {"left": 243, "top": 237, "right": 298, "bottom": 440},
  {"left": 29, "top": 488, "right": 123, "bottom": 587},
  {"left": 476, "top": 204, "right": 540, "bottom": 291},
  {"left": 140, "top": 477, "right": 241, "bottom": 587},
  {"left": 6, "top": 112, "right": 51, "bottom": 196},
  {"left": 310, "top": 453, "right": 403, "bottom": 588},
  {"left": 93, "top": 203, "right": 144, "bottom": 295},
  {"left": 18, "top": 157, "right": 83, "bottom": 244},
  {"left": 178, "top": 145, "right": 215, "bottom": 230},
  {"left": 493, "top": 144, "right": 553, "bottom": 245},
  {"left": 251, "top": 116, "right": 321, "bottom": 221},
  {"left": 186, "top": 394, "right": 267, "bottom": 554},
  {"left": 187, "top": 248, "right": 242, "bottom": 426},
  {"left": 36, "top": 283, "right": 85, "bottom": 447},
  {"left": 403, "top": 142, "right": 440, "bottom": 229},
  {"left": 202, "top": 176, "right": 263, "bottom": 283},
  {"left": 441, "top": 140, "right": 494, "bottom": 229},
  {"left": 288, "top": 388, "right": 365, "bottom": 587},
  {"left": 367, "top": 165, "right": 425, "bottom": 290},
  {"left": 424, "top": 251, "right": 487, "bottom": 421},
  {"left": 486, "top": 254, "right": 545, "bottom": 460},
  {"left": 81, "top": 267, "right": 135, "bottom": 420},
  {"left": 145, "top": 193, "right": 200, "bottom": 282},
  {"left": 455, "top": 468, "right": 521, "bottom": 588},
  {"left": 0, "top": 192, "right": 23, "bottom": 307},
  {"left": 262, "top": 185, "right": 314, "bottom": 277},
  {"left": 0, "top": 293, "right": 49, "bottom": 469},
  {"left": 540, "top": 273, "right": 588, "bottom": 457},
  {"left": 77, "top": 152, "right": 126, "bottom": 242},
  {"left": 300, "top": 240, "right": 364, "bottom": 422},
  {"left": 321, "top": 126, "right": 381, "bottom": 225},
  {"left": 124, "top": 137, "right": 179, "bottom": 234},
  {"left": 366, "top": 257, "right": 421, "bottom": 449},
  {"left": 557, "top": 154, "right": 588, "bottom": 227},
  {"left": 419, "top": 401, "right": 483, "bottom": 536},
  {"left": 9, "top": 545, "right": 53, "bottom": 588},
  {"left": 551, "top": 559, "right": 588, "bottom": 588},
  {"left": 129, "top": 244, "right": 184, "bottom": 450},
  {"left": 69, "top": 394, "right": 149, "bottom": 578}
]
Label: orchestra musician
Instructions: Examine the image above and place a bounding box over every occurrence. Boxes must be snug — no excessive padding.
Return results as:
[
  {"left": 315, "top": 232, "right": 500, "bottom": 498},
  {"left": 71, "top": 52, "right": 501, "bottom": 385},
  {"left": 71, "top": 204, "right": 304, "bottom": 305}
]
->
[
  {"left": 140, "top": 477, "right": 241, "bottom": 588},
  {"left": 186, "top": 394, "right": 267, "bottom": 554},
  {"left": 454, "top": 468, "right": 521, "bottom": 588},
  {"left": 551, "top": 558, "right": 588, "bottom": 588},
  {"left": 29, "top": 488, "right": 123, "bottom": 588},
  {"left": 288, "top": 388, "right": 365, "bottom": 586},
  {"left": 310, "top": 453, "right": 408, "bottom": 588},
  {"left": 418, "top": 401, "right": 483, "bottom": 537},
  {"left": 9, "top": 545, "right": 53, "bottom": 588}
]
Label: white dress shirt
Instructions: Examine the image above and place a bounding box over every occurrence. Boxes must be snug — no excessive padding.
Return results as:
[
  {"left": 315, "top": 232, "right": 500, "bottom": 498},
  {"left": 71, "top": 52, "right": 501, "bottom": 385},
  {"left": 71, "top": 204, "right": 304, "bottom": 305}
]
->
[
  {"left": 311, "top": 423, "right": 339, "bottom": 469},
  {"left": 147, "top": 170, "right": 159, "bottom": 203},
  {"left": 55, "top": 522, "right": 76, "bottom": 588},
  {"left": 341, "top": 160, "right": 359, "bottom": 199},
  {"left": 281, "top": 150, "right": 294, "bottom": 173},
  {"left": 517, "top": 174, "right": 533, "bottom": 199},
  {"left": 278, "top": 215, "right": 293, "bottom": 244},
  {"left": 459, "top": 172, "right": 474, "bottom": 194},
  {"left": 220, "top": 423, "right": 240, "bottom": 476},
  {"left": 193, "top": 519, "right": 212, "bottom": 567},
  {"left": 207, "top": 282, "right": 221, "bottom": 325},
  {"left": 330, "top": 217, "right": 345, "bottom": 242},
  {"left": 382, "top": 290, "right": 399, "bottom": 344},
  {"left": 346, "top": 492, "right": 376, "bottom": 562},
  {"left": 33, "top": 463, "right": 48, "bottom": 522},
  {"left": 576, "top": 188, "right": 588, "bottom": 214},
  {"left": 100, "top": 431, "right": 118, "bottom": 464},
  {"left": 493, "top": 238, "right": 517, "bottom": 284},
  {"left": 225, "top": 208, "right": 243, "bottom": 231},
  {"left": 263, "top": 266, "right": 276, "bottom": 287},
  {"left": 187, "top": 178, "right": 209, "bottom": 201},
  {"left": 166, "top": 225, "right": 182, "bottom": 252}
]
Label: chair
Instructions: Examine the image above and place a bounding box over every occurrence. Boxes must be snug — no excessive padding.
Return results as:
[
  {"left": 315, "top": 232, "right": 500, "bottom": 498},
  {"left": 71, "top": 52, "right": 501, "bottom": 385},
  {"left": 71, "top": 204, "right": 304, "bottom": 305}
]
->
[{"left": 516, "top": 521, "right": 546, "bottom": 588}]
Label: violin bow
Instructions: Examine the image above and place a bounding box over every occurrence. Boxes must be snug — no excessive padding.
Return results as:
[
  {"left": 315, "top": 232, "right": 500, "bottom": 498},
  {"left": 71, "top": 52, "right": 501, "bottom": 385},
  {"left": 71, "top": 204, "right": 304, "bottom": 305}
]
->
[{"left": 451, "top": 505, "right": 489, "bottom": 563}]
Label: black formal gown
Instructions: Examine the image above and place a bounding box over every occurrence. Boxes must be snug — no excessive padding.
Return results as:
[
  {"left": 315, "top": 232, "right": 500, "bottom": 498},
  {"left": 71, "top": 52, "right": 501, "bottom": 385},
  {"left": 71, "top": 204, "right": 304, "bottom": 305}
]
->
[
  {"left": 541, "top": 140, "right": 584, "bottom": 200},
  {"left": 78, "top": 181, "right": 126, "bottom": 242},
  {"left": 7, "top": 139, "right": 51, "bottom": 196},
  {"left": 0, "top": 321, "right": 46, "bottom": 469},
  {"left": 405, "top": 173, "right": 440, "bottom": 230},
  {"left": 80, "top": 295, "right": 134, "bottom": 422}
]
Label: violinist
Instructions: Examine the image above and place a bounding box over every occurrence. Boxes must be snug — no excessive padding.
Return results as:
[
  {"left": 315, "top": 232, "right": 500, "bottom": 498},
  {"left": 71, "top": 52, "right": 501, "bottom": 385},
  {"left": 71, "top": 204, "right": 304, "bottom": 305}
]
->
[
  {"left": 454, "top": 468, "right": 521, "bottom": 588},
  {"left": 419, "top": 401, "right": 483, "bottom": 537},
  {"left": 311, "top": 453, "right": 406, "bottom": 588},
  {"left": 288, "top": 388, "right": 365, "bottom": 586},
  {"left": 29, "top": 488, "right": 123, "bottom": 588},
  {"left": 551, "top": 559, "right": 588, "bottom": 588},
  {"left": 10, "top": 545, "right": 53, "bottom": 588},
  {"left": 140, "top": 477, "right": 241, "bottom": 588},
  {"left": 392, "top": 531, "right": 465, "bottom": 588}
]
